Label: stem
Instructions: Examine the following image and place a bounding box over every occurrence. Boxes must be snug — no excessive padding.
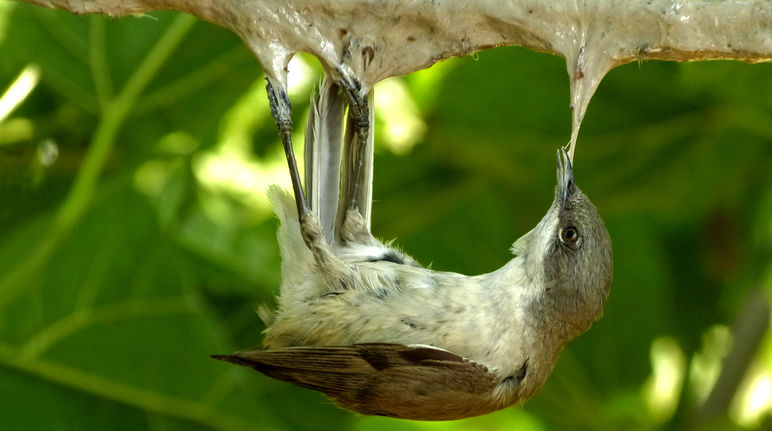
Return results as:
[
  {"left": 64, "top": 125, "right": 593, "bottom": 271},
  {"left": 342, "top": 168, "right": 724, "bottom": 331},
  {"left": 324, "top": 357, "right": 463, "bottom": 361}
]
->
[{"left": 89, "top": 16, "right": 113, "bottom": 109}]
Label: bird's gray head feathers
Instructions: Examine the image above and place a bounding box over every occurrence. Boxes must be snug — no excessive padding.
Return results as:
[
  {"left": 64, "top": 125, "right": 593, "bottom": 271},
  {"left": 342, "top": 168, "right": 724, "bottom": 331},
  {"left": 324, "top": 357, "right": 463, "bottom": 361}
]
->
[{"left": 512, "top": 148, "right": 612, "bottom": 333}]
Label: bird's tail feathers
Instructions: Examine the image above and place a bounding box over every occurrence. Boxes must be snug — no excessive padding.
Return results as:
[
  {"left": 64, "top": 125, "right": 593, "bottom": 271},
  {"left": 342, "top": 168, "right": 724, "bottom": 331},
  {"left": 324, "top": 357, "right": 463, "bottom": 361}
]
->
[{"left": 305, "top": 78, "right": 345, "bottom": 245}]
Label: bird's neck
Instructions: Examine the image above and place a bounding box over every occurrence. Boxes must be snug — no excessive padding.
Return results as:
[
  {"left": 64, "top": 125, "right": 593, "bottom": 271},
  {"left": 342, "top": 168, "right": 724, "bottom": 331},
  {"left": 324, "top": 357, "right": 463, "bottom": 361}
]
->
[{"left": 491, "top": 256, "right": 591, "bottom": 346}]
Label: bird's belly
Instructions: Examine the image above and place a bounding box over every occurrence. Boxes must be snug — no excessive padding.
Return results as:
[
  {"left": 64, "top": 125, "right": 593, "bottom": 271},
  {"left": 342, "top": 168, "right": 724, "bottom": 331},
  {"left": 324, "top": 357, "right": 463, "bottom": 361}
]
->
[{"left": 265, "top": 282, "right": 526, "bottom": 377}]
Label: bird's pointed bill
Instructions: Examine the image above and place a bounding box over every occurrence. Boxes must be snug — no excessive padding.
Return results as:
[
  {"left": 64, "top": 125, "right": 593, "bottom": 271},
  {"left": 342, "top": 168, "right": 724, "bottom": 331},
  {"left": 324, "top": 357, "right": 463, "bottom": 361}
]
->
[{"left": 556, "top": 147, "right": 575, "bottom": 210}]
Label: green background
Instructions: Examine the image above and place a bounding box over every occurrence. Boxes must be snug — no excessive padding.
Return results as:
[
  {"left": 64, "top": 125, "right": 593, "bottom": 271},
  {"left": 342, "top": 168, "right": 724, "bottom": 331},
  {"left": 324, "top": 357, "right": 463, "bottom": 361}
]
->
[{"left": 1, "top": 4, "right": 771, "bottom": 430}]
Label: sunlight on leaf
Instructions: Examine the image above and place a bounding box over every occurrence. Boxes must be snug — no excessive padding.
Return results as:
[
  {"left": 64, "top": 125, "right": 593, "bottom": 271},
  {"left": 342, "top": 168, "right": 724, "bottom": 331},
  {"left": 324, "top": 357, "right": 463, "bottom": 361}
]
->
[
  {"left": 0, "top": 64, "right": 40, "bottom": 122},
  {"left": 731, "top": 309, "right": 772, "bottom": 427},
  {"left": 690, "top": 325, "right": 733, "bottom": 403},
  {"left": 192, "top": 78, "right": 294, "bottom": 223},
  {"left": 733, "top": 370, "right": 772, "bottom": 426},
  {"left": 375, "top": 78, "right": 426, "bottom": 154},
  {"left": 643, "top": 337, "right": 685, "bottom": 422},
  {"left": 287, "top": 53, "right": 316, "bottom": 97}
]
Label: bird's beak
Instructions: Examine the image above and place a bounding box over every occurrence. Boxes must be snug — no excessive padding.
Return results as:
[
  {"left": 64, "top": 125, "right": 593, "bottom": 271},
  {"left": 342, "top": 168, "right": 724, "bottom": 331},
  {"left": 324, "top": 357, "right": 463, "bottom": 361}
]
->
[{"left": 556, "top": 147, "right": 576, "bottom": 210}]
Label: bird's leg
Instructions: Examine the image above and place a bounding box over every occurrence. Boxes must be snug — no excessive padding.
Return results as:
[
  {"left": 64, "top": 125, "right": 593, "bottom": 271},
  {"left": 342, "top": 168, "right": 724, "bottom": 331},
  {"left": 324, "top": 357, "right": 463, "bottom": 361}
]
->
[
  {"left": 339, "top": 74, "right": 370, "bottom": 215},
  {"left": 334, "top": 73, "right": 376, "bottom": 245},
  {"left": 266, "top": 77, "right": 357, "bottom": 290},
  {"left": 266, "top": 78, "right": 308, "bottom": 219},
  {"left": 265, "top": 79, "right": 325, "bottom": 261}
]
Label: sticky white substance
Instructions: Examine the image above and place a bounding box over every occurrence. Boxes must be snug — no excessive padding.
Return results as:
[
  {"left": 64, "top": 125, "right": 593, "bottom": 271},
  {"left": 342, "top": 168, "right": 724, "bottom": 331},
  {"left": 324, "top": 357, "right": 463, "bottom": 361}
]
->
[{"left": 21, "top": 0, "right": 772, "bottom": 158}]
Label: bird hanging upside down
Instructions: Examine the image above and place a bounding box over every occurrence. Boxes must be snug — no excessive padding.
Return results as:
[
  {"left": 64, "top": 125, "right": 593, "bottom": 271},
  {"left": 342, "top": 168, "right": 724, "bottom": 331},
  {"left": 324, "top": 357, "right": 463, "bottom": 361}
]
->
[{"left": 213, "top": 75, "right": 613, "bottom": 421}]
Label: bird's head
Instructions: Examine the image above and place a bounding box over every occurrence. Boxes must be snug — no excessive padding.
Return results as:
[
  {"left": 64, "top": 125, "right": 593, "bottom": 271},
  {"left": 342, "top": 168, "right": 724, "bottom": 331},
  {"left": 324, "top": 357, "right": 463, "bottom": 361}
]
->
[{"left": 512, "top": 148, "right": 612, "bottom": 333}]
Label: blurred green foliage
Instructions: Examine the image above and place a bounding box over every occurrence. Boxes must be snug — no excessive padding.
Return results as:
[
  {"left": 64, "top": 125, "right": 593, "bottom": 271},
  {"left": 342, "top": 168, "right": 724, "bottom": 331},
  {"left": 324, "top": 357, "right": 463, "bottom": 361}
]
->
[{"left": 1, "top": 3, "right": 771, "bottom": 430}]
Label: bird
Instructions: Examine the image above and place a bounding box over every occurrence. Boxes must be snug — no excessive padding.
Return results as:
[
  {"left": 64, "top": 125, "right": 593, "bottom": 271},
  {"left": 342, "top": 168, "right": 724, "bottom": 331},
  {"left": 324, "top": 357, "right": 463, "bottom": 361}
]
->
[{"left": 213, "top": 75, "right": 613, "bottom": 421}]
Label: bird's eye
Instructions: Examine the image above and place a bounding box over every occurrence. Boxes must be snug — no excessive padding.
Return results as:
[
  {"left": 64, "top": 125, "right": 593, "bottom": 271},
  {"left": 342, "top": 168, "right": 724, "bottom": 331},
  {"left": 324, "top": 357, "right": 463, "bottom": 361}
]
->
[{"left": 560, "top": 225, "right": 580, "bottom": 245}]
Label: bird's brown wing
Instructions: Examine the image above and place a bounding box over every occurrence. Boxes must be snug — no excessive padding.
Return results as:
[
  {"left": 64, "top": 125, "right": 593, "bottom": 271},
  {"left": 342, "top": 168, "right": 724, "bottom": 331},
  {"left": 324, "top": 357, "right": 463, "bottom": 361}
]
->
[{"left": 212, "top": 343, "right": 507, "bottom": 420}]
